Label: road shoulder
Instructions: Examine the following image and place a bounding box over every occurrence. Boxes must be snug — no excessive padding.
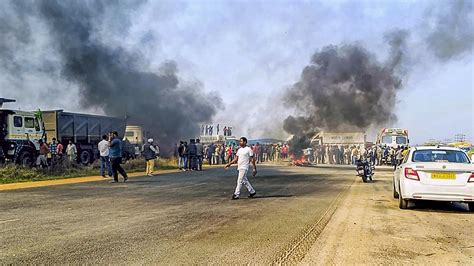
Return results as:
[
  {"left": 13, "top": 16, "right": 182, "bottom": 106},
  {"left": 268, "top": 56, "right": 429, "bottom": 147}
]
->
[{"left": 301, "top": 171, "right": 473, "bottom": 264}]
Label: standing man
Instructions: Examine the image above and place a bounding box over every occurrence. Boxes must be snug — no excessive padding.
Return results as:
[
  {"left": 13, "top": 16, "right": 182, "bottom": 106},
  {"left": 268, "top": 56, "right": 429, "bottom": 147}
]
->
[
  {"left": 207, "top": 143, "right": 214, "bottom": 165},
  {"left": 98, "top": 134, "right": 112, "bottom": 178},
  {"left": 178, "top": 141, "right": 185, "bottom": 170},
  {"left": 49, "top": 138, "right": 58, "bottom": 167},
  {"left": 37, "top": 139, "right": 49, "bottom": 168},
  {"left": 143, "top": 138, "right": 158, "bottom": 176},
  {"left": 108, "top": 131, "right": 128, "bottom": 183},
  {"left": 195, "top": 139, "right": 204, "bottom": 171},
  {"left": 66, "top": 140, "right": 77, "bottom": 164},
  {"left": 224, "top": 137, "right": 257, "bottom": 200},
  {"left": 56, "top": 140, "right": 64, "bottom": 165},
  {"left": 187, "top": 139, "right": 197, "bottom": 170}
]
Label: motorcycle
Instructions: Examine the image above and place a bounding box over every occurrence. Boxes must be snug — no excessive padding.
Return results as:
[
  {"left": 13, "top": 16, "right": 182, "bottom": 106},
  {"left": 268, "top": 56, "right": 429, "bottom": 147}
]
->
[{"left": 356, "top": 157, "right": 374, "bottom": 183}]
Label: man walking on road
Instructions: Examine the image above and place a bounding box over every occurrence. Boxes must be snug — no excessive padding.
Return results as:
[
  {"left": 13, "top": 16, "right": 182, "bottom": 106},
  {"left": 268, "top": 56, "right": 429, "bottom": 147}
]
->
[
  {"left": 224, "top": 137, "right": 257, "bottom": 200},
  {"left": 108, "top": 131, "right": 128, "bottom": 183}
]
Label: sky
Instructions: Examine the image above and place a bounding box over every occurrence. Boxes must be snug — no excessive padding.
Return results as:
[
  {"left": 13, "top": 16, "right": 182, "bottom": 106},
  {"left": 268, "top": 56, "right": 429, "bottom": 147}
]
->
[{"left": 0, "top": 0, "right": 472, "bottom": 145}]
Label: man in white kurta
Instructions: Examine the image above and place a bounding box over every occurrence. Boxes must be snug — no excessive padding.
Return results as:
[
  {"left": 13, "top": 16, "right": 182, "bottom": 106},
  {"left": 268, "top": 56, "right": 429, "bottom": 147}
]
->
[{"left": 225, "top": 137, "right": 257, "bottom": 200}]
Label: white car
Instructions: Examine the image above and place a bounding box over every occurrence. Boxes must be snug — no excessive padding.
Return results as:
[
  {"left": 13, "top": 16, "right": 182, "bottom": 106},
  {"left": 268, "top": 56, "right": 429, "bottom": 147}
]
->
[{"left": 393, "top": 146, "right": 474, "bottom": 211}]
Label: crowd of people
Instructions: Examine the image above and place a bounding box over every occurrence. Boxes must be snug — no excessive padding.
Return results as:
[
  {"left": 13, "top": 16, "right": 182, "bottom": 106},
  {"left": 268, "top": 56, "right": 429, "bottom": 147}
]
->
[
  {"left": 175, "top": 141, "right": 291, "bottom": 171},
  {"left": 304, "top": 144, "right": 410, "bottom": 167},
  {"left": 35, "top": 138, "right": 77, "bottom": 168}
]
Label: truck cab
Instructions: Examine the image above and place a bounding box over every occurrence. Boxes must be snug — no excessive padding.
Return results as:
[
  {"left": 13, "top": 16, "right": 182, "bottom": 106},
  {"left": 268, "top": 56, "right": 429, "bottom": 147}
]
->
[
  {"left": 0, "top": 109, "right": 44, "bottom": 166},
  {"left": 376, "top": 128, "right": 409, "bottom": 148}
]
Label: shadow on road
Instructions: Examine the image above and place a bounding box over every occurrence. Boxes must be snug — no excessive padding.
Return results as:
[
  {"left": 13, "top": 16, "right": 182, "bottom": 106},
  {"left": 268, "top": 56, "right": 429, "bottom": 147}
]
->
[{"left": 409, "top": 201, "right": 472, "bottom": 214}]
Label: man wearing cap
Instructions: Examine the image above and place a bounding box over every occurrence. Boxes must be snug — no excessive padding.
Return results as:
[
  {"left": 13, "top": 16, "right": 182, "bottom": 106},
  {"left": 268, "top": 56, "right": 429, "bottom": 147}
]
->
[{"left": 143, "top": 138, "right": 158, "bottom": 176}]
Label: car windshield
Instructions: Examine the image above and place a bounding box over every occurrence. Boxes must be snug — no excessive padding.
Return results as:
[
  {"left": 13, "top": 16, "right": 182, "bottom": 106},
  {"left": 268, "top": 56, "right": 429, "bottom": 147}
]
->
[{"left": 412, "top": 150, "right": 470, "bottom": 163}]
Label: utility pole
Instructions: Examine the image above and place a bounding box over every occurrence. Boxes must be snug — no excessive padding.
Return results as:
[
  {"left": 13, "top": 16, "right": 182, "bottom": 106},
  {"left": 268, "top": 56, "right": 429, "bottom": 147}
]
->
[{"left": 454, "top": 133, "right": 466, "bottom": 142}]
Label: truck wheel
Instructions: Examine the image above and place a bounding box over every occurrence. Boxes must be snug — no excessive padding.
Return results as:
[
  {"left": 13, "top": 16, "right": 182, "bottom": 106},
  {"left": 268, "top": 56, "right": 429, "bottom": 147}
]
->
[
  {"left": 19, "top": 151, "right": 35, "bottom": 167},
  {"left": 80, "top": 150, "right": 92, "bottom": 165}
]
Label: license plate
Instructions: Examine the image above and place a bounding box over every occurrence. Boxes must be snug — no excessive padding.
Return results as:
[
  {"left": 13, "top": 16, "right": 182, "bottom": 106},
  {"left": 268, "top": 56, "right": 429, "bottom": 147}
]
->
[{"left": 431, "top": 172, "right": 456, "bottom": 179}]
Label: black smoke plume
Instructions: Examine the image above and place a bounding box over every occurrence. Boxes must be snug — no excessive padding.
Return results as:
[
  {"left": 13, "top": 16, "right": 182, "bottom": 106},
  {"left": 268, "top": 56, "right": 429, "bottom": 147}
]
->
[
  {"left": 284, "top": 31, "right": 408, "bottom": 154},
  {"left": 14, "top": 0, "right": 221, "bottom": 154}
]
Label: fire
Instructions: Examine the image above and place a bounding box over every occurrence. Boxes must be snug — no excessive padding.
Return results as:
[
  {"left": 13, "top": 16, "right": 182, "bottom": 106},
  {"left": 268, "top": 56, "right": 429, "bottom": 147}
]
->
[{"left": 291, "top": 154, "right": 307, "bottom": 166}]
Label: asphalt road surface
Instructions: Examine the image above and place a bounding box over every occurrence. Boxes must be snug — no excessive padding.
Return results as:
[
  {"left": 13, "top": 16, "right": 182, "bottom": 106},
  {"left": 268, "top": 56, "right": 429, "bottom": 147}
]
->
[
  {"left": 1, "top": 165, "right": 471, "bottom": 264},
  {"left": 1, "top": 165, "right": 353, "bottom": 264}
]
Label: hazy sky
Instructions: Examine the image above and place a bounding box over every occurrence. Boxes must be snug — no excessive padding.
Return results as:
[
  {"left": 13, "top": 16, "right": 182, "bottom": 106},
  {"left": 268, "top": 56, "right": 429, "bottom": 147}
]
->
[{"left": 1, "top": 0, "right": 472, "bottom": 145}]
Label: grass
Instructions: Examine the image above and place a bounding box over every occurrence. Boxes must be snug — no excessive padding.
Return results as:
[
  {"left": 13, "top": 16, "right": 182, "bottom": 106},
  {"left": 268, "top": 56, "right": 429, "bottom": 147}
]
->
[{"left": 0, "top": 157, "right": 179, "bottom": 184}]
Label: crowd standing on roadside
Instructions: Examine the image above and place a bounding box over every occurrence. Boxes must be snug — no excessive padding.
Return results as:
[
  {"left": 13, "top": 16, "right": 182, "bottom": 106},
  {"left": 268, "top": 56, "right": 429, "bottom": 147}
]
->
[{"left": 306, "top": 144, "right": 409, "bottom": 167}]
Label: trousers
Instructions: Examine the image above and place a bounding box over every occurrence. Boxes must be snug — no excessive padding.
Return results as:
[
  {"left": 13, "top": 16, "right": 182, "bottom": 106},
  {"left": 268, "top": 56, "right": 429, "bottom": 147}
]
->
[
  {"left": 146, "top": 159, "right": 155, "bottom": 175},
  {"left": 111, "top": 157, "right": 127, "bottom": 181},
  {"left": 233, "top": 169, "right": 255, "bottom": 197}
]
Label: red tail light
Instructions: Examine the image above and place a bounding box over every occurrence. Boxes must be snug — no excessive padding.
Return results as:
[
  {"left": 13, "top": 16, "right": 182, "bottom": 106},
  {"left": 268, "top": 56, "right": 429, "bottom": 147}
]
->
[
  {"left": 468, "top": 173, "right": 474, "bottom": 183},
  {"left": 404, "top": 168, "right": 420, "bottom": 181}
]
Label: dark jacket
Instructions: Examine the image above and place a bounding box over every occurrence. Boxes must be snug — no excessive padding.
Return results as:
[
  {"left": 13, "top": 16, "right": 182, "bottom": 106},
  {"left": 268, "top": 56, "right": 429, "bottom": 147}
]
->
[
  {"left": 196, "top": 143, "right": 203, "bottom": 156},
  {"left": 187, "top": 143, "right": 197, "bottom": 156},
  {"left": 143, "top": 143, "right": 156, "bottom": 160}
]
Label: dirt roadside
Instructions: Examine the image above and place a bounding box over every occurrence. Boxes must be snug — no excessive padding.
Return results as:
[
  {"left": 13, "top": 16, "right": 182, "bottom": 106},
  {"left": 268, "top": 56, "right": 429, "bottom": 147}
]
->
[{"left": 301, "top": 170, "right": 474, "bottom": 265}]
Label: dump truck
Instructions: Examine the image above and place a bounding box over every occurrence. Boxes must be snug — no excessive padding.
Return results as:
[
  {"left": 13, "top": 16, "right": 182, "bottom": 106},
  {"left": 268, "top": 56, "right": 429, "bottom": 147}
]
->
[
  {"left": 42, "top": 110, "right": 127, "bottom": 164},
  {"left": 0, "top": 97, "right": 128, "bottom": 166},
  {"left": 0, "top": 98, "right": 44, "bottom": 166}
]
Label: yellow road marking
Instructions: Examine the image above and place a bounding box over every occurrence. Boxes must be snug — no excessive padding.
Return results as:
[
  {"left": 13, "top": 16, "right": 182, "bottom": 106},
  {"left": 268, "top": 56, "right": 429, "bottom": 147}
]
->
[
  {"left": 0, "top": 165, "right": 225, "bottom": 191},
  {"left": 0, "top": 170, "right": 178, "bottom": 191}
]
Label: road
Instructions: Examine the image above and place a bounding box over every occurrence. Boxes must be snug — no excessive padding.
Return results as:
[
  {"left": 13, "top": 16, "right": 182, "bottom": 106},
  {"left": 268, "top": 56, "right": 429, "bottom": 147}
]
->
[
  {"left": 302, "top": 167, "right": 473, "bottom": 265},
  {"left": 1, "top": 165, "right": 472, "bottom": 264}
]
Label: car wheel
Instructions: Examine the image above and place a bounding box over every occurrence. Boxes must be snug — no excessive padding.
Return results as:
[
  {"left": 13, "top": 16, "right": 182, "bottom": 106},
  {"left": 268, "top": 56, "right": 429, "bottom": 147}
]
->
[
  {"left": 468, "top": 203, "right": 474, "bottom": 212},
  {"left": 393, "top": 180, "right": 399, "bottom": 199},
  {"left": 398, "top": 184, "right": 409, "bottom": 209}
]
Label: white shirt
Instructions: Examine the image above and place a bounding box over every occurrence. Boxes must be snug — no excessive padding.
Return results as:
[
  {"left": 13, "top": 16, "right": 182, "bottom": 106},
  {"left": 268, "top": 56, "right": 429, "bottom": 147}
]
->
[
  {"left": 66, "top": 144, "right": 77, "bottom": 155},
  {"left": 237, "top": 146, "right": 254, "bottom": 170},
  {"left": 98, "top": 140, "right": 110, "bottom": 157}
]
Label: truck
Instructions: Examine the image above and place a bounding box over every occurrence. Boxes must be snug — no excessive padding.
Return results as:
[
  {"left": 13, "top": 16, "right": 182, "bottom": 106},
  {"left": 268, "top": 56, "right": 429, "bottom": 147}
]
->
[
  {"left": 0, "top": 98, "right": 128, "bottom": 166},
  {"left": 123, "top": 125, "right": 154, "bottom": 159},
  {"left": 376, "top": 128, "right": 409, "bottom": 148},
  {"left": 124, "top": 125, "right": 145, "bottom": 146},
  {"left": 311, "top": 131, "right": 367, "bottom": 146},
  {"left": 0, "top": 99, "right": 44, "bottom": 166},
  {"left": 42, "top": 110, "right": 127, "bottom": 164}
]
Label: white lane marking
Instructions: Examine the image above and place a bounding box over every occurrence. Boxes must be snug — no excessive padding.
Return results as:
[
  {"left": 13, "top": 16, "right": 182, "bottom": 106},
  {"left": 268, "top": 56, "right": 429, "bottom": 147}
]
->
[{"left": 0, "top": 219, "right": 19, "bottom": 224}]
